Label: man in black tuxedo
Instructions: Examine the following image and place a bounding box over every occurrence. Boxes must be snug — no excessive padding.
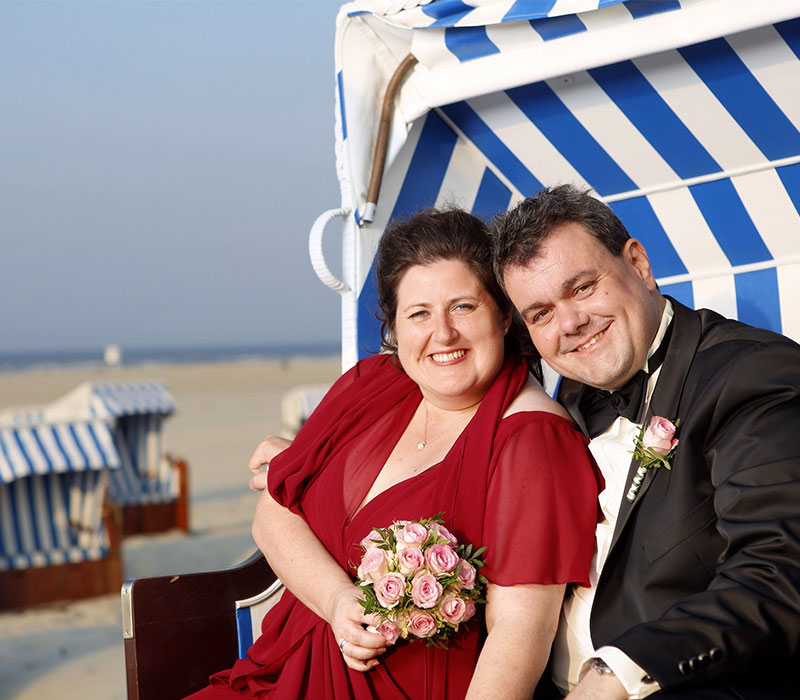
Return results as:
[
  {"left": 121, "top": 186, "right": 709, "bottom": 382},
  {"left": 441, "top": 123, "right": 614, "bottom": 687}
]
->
[{"left": 493, "top": 185, "right": 800, "bottom": 699}]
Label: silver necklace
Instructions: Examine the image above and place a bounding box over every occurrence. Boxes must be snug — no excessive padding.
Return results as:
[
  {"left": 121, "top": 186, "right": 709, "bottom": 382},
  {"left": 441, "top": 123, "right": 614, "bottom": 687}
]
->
[{"left": 417, "top": 403, "right": 473, "bottom": 450}]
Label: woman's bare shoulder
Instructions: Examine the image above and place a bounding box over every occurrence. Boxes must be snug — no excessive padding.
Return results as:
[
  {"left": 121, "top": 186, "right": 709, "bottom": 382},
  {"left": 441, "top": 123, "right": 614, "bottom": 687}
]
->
[{"left": 503, "top": 375, "right": 571, "bottom": 421}]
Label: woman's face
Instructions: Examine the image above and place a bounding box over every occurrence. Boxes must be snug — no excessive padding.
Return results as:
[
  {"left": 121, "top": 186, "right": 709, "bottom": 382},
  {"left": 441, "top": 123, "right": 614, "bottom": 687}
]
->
[{"left": 394, "top": 259, "right": 509, "bottom": 410}]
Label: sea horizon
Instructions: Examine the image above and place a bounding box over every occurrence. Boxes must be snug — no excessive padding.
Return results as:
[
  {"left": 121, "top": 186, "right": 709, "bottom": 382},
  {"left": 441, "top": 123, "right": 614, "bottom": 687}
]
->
[{"left": 0, "top": 341, "right": 341, "bottom": 374}]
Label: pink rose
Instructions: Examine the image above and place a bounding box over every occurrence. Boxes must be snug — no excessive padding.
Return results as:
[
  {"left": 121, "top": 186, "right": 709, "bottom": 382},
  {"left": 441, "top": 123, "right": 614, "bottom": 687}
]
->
[
  {"left": 374, "top": 572, "right": 406, "bottom": 609},
  {"left": 357, "top": 547, "right": 389, "bottom": 583},
  {"left": 376, "top": 619, "right": 401, "bottom": 645},
  {"left": 455, "top": 560, "right": 476, "bottom": 589},
  {"left": 431, "top": 523, "right": 458, "bottom": 547},
  {"left": 395, "top": 522, "right": 428, "bottom": 549},
  {"left": 438, "top": 594, "right": 467, "bottom": 624},
  {"left": 461, "top": 598, "right": 476, "bottom": 623},
  {"left": 410, "top": 572, "right": 443, "bottom": 609},
  {"left": 406, "top": 610, "right": 437, "bottom": 638},
  {"left": 643, "top": 416, "right": 679, "bottom": 455},
  {"left": 397, "top": 546, "right": 424, "bottom": 576},
  {"left": 425, "top": 543, "right": 459, "bottom": 576},
  {"left": 360, "top": 529, "right": 384, "bottom": 550}
]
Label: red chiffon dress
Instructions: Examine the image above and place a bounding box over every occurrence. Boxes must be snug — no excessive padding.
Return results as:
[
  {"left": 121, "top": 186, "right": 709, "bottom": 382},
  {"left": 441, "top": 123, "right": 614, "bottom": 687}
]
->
[{"left": 188, "top": 355, "right": 601, "bottom": 700}]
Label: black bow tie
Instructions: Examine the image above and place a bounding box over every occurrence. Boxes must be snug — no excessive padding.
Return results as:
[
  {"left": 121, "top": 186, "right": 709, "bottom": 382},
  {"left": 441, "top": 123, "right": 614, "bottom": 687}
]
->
[{"left": 580, "top": 327, "right": 671, "bottom": 438}]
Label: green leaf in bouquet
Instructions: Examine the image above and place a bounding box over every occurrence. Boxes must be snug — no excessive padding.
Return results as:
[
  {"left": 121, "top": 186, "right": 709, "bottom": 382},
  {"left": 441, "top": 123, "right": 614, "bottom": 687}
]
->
[{"left": 426, "top": 636, "right": 449, "bottom": 650}]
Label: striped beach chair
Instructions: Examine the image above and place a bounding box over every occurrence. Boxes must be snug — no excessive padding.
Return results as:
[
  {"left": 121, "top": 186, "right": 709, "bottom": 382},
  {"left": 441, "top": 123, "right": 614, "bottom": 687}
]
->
[
  {"left": 123, "top": 2, "right": 800, "bottom": 698},
  {"left": 0, "top": 414, "right": 124, "bottom": 608},
  {"left": 314, "top": 0, "right": 800, "bottom": 371},
  {"left": 46, "top": 381, "right": 189, "bottom": 535}
]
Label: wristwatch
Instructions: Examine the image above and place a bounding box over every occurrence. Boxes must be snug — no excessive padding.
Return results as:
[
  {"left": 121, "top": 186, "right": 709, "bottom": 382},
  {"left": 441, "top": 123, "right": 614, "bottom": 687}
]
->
[{"left": 590, "top": 658, "right": 616, "bottom": 676}]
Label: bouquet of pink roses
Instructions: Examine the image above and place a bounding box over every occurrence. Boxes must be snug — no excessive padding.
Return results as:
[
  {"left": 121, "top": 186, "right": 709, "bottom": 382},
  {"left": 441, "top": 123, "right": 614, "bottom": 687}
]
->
[{"left": 355, "top": 514, "right": 486, "bottom": 649}]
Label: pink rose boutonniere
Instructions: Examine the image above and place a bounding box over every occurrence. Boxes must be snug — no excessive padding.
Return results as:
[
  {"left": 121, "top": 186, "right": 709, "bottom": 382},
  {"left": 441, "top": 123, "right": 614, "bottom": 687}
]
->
[
  {"left": 354, "top": 513, "right": 487, "bottom": 649},
  {"left": 627, "top": 415, "right": 680, "bottom": 502}
]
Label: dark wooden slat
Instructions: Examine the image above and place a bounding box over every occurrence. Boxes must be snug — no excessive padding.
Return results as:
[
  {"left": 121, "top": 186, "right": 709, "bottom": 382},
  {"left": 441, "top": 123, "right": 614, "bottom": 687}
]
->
[
  {"left": 124, "top": 551, "right": 274, "bottom": 700},
  {"left": 121, "top": 457, "right": 190, "bottom": 536}
]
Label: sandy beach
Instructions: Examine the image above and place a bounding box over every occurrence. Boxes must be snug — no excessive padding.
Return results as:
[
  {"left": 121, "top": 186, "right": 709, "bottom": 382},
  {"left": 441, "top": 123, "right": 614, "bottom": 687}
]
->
[{"left": 0, "top": 356, "right": 341, "bottom": 699}]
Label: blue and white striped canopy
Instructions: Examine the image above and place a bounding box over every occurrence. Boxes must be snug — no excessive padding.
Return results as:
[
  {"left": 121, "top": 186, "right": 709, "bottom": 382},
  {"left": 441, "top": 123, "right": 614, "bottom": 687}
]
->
[
  {"left": 320, "top": 0, "right": 800, "bottom": 367},
  {"left": 0, "top": 420, "right": 119, "bottom": 485},
  {"left": 45, "top": 381, "right": 176, "bottom": 421},
  {"left": 0, "top": 418, "right": 119, "bottom": 570}
]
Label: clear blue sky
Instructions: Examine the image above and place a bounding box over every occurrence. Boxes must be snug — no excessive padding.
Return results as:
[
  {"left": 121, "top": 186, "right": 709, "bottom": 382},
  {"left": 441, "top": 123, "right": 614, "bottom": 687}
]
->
[{"left": 0, "top": 1, "right": 343, "bottom": 353}]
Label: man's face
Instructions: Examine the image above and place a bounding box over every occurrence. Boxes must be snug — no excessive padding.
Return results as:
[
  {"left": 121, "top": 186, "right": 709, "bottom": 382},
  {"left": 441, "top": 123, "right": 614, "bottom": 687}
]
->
[{"left": 503, "top": 221, "right": 665, "bottom": 391}]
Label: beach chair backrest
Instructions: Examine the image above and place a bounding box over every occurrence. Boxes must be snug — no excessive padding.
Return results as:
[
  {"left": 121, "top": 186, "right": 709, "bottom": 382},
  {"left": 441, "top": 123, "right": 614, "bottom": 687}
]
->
[
  {"left": 314, "top": 0, "right": 800, "bottom": 373},
  {"left": 44, "top": 381, "right": 178, "bottom": 507},
  {"left": 0, "top": 419, "right": 120, "bottom": 570}
]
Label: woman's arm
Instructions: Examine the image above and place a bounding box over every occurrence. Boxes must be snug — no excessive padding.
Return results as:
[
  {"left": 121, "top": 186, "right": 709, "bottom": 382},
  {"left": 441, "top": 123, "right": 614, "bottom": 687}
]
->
[
  {"left": 252, "top": 489, "right": 386, "bottom": 671},
  {"left": 466, "top": 582, "right": 566, "bottom": 699}
]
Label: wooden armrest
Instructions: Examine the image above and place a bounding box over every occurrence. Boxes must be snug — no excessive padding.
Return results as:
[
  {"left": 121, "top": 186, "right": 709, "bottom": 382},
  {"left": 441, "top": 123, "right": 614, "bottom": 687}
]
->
[{"left": 123, "top": 551, "right": 276, "bottom": 700}]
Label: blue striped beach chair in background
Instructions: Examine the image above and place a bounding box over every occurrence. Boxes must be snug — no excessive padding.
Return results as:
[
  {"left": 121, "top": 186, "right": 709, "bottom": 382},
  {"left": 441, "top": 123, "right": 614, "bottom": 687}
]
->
[
  {"left": 0, "top": 413, "right": 124, "bottom": 608},
  {"left": 45, "top": 381, "right": 189, "bottom": 536},
  {"left": 123, "top": 2, "right": 800, "bottom": 698}
]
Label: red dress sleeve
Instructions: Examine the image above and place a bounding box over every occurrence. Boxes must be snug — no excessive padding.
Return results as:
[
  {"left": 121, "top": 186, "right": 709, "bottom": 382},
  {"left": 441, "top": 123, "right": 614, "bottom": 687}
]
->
[
  {"left": 266, "top": 361, "right": 364, "bottom": 513},
  {"left": 267, "top": 355, "right": 415, "bottom": 514},
  {"left": 481, "top": 412, "right": 603, "bottom": 587}
]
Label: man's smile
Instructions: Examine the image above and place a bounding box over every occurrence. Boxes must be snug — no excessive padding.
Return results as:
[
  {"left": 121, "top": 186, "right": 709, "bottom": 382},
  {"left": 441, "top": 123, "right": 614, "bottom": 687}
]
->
[{"left": 568, "top": 326, "right": 610, "bottom": 354}]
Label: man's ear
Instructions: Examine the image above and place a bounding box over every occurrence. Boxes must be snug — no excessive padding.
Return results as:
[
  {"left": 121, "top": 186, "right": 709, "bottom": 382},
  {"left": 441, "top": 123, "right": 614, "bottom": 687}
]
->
[{"left": 624, "top": 239, "right": 658, "bottom": 291}]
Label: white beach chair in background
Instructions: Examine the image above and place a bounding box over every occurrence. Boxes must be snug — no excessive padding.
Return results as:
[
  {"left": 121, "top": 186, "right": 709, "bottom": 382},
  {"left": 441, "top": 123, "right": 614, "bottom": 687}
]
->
[{"left": 122, "top": 1, "right": 800, "bottom": 698}]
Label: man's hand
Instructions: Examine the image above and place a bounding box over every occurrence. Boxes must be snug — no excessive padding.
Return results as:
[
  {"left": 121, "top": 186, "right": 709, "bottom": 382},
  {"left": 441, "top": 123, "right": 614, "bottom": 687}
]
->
[
  {"left": 248, "top": 435, "right": 292, "bottom": 490},
  {"left": 566, "top": 670, "right": 628, "bottom": 700}
]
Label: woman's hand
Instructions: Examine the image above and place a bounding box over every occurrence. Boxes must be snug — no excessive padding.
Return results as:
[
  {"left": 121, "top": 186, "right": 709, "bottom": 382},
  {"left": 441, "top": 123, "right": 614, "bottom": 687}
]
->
[
  {"left": 248, "top": 435, "right": 292, "bottom": 490},
  {"left": 327, "top": 584, "right": 387, "bottom": 672}
]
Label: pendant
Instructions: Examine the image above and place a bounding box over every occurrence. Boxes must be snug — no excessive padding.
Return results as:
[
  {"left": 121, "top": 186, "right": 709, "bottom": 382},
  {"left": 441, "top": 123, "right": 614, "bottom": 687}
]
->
[{"left": 417, "top": 441, "right": 426, "bottom": 450}]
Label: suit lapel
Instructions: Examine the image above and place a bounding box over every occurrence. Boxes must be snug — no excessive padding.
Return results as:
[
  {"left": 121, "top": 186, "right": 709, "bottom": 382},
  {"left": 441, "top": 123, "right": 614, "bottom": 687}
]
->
[{"left": 608, "top": 299, "right": 702, "bottom": 550}]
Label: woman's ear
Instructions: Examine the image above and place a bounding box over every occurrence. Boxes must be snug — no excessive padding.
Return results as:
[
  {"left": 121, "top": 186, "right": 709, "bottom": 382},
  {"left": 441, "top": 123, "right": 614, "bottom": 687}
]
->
[{"left": 501, "top": 308, "right": 513, "bottom": 333}]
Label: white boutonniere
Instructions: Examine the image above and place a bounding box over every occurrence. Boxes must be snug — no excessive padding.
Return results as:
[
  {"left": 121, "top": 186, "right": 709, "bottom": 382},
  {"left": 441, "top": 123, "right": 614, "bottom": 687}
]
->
[{"left": 626, "top": 416, "right": 680, "bottom": 502}]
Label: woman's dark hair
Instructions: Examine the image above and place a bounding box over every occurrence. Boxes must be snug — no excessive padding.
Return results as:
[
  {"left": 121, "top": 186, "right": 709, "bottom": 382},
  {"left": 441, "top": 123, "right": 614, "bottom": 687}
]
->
[{"left": 375, "top": 208, "right": 541, "bottom": 381}]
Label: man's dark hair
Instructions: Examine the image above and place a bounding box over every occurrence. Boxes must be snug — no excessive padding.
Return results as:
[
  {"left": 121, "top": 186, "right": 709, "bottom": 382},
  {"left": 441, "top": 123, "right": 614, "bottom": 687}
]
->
[{"left": 491, "top": 185, "right": 631, "bottom": 286}]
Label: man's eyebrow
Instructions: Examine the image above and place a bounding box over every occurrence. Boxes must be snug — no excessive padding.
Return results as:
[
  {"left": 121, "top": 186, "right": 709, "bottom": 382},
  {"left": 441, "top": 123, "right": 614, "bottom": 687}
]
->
[
  {"left": 561, "top": 270, "right": 594, "bottom": 293},
  {"left": 518, "top": 270, "right": 595, "bottom": 317}
]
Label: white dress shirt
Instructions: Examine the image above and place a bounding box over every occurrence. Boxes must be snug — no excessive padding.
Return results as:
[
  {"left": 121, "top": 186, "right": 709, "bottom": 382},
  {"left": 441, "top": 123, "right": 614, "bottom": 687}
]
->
[{"left": 552, "top": 301, "right": 674, "bottom": 698}]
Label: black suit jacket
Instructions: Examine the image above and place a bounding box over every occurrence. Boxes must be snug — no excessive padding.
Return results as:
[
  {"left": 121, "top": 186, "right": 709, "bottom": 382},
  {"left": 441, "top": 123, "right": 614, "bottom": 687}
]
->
[{"left": 558, "top": 298, "right": 800, "bottom": 698}]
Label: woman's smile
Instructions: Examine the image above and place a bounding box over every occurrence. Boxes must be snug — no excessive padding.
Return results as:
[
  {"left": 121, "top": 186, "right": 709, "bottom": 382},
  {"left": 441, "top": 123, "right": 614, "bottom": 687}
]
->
[{"left": 430, "top": 349, "right": 468, "bottom": 364}]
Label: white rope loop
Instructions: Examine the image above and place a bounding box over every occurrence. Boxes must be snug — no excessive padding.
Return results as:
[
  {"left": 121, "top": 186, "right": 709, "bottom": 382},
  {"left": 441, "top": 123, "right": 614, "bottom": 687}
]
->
[{"left": 308, "top": 207, "right": 351, "bottom": 294}]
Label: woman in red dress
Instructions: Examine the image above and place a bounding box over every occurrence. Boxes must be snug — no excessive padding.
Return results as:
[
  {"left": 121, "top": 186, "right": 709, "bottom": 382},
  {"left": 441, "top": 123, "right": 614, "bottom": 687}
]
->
[{"left": 187, "top": 209, "right": 602, "bottom": 699}]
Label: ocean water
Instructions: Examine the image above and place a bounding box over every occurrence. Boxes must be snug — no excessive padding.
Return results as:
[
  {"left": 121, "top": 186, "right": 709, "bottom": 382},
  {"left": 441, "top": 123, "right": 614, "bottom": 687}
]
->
[{"left": 0, "top": 342, "right": 341, "bottom": 373}]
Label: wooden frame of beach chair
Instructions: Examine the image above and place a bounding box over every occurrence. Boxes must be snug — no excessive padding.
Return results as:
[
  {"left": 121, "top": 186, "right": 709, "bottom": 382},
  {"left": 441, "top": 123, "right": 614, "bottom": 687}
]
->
[
  {"left": 0, "top": 499, "right": 124, "bottom": 610},
  {"left": 122, "top": 550, "right": 276, "bottom": 700},
  {"left": 120, "top": 455, "right": 190, "bottom": 536}
]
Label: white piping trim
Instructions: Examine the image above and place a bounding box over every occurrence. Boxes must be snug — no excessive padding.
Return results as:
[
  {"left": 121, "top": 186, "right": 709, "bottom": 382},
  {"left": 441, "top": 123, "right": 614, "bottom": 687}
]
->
[
  {"left": 657, "top": 254, "right": 800, "bottom": 286},
  {"left": 602, "top": 155, "right": 800, "bottom": 203}
]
